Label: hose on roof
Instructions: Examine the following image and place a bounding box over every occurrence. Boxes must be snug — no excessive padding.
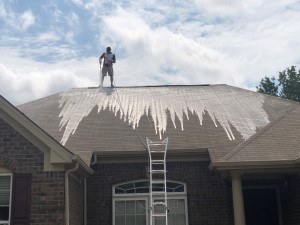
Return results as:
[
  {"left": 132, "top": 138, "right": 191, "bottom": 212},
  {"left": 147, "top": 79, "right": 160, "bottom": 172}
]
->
[{"left": 111, "top": 80, "right": 148, "bottom": 151}]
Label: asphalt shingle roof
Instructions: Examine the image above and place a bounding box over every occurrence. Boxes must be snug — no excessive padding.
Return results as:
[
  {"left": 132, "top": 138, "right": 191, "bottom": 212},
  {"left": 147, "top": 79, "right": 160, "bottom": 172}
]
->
[
  {"left": 220, "top": 105, "right": 300, "bottom": 164},
  {"left": 17, "top": 84, "right": 298, "bottom": 165}
]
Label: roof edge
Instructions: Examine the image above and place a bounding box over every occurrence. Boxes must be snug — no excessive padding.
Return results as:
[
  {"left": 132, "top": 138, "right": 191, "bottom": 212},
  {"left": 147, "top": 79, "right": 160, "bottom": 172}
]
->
[
  {"left": 211, "top": 159, "right": 300, "bottom": 171},
  {"left": 0, "top": 95, "right": 91, "bottom": 173}
]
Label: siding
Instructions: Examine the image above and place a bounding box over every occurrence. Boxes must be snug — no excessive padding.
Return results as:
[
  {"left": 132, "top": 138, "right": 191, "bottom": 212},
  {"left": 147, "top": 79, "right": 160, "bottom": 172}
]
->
[
  {"left": 87, "top": 161, "right": 233, "bottom": 225},
  {"left": 69, "top": 175, "right": 84, "bottom": 225}
]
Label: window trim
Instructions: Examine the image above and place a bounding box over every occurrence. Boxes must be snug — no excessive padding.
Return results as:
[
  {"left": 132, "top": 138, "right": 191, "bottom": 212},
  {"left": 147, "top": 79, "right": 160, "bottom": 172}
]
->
[
  {"left": 112, "top": 180, "right": 189, "bottom": 225},
  {"left": 113, "top": 179, "right": 186, "bottom": 197},
  {"left": 0, "top": 173, "right": 12, "bottom": 225}
]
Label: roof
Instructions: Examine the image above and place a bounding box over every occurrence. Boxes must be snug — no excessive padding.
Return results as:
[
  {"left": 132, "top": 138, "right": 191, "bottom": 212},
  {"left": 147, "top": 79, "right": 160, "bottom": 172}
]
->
[
  {"left": 212, "top": 104, "right": 300, "bottom": 169},
  {"left": 0, "top": 95, "right": 92, "bottom": 174},
  {"left": 17, "top": 84, "right": 298, "bottom": 165}
]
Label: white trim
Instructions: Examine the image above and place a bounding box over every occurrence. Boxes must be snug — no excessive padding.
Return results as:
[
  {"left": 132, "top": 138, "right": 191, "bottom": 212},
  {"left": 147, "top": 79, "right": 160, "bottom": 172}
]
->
[
  {"left": 0, "top": 173, "right": 12, "bottom": 225},
  {"left": 113, "top": 179, "right": 186, "bottom": 197},
  {"left": 112, "top": 179, "right": 188, "bottom": 225}
]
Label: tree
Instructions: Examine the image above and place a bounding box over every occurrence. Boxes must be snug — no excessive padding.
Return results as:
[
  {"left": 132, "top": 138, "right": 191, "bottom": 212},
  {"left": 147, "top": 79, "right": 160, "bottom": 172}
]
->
[
  {"left": 278, "top": 66, "right": 300, "bottom": 101},
  {"left": 256, "top": 76, "right": 278, "bottom": 96},
  {"left": 256, "top": 66, "right": 300, "bottom": 102}
]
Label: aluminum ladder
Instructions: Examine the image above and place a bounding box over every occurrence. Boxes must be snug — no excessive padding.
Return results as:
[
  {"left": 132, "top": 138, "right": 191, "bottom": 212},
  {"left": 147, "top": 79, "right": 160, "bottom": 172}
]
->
[{"left": 146, "top": 137, "right": 168, "bottom": 225}]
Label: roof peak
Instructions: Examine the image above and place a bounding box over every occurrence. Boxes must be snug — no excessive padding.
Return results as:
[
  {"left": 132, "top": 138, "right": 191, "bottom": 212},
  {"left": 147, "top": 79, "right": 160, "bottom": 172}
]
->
[{"left": 74, "top": 84, "right": 225, "bottom": 90}]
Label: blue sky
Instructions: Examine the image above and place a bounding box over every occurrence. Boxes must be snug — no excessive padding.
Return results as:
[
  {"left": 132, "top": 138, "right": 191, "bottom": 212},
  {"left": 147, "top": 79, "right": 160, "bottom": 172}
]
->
[{"left": 1, "top": 0, "right": 300, "bottom": 105}]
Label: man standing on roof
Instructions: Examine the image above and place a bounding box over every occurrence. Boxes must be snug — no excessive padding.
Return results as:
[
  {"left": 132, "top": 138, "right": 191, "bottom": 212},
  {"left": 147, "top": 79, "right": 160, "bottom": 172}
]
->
[{"left": 99, "top": 47, "right": 116, "bottom": 87}]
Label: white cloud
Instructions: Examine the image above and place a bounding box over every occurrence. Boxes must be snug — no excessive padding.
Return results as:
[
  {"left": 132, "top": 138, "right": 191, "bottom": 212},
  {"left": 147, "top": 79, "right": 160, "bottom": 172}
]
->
[
  {"left": 99, "top": 8, "right": 239, "bottom": 86},
  {"left": 36, "top": 31, "right": 61, "bottom": 42},
  {"left": 0, "top": 47, "right": 99, "bottom": 105},
  {"left": 96, "top": 2, "right": 300, "bottom": 89},
  {"left": 21, "top": 10, "right": 35, "bottom": 30},
  {"left": 71, "top": 0, "right": 84, "bottom": 7},
  {"left": 1, "top": 0, "right": 300, "bottom": 105},
  {"left": 0, "top": 4, "right": 35, "bottom": 31},
  {"left": 0, "top": 1, "right": 7, "bottom": 18},
  {"left": 68, "top": 12, "right": 80, "bottom": 27}
]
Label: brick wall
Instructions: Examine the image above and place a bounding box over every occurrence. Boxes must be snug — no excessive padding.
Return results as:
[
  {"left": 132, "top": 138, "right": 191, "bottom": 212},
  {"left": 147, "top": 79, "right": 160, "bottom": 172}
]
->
[
  {"left": 87, "top": 161, "right": 233, "bottom": 225},
  {"left": 0, "top": 118, "right": 65, "bottom": 225},
  {"left": 69, "top": 175, "right": 84, "bottom": 225}
]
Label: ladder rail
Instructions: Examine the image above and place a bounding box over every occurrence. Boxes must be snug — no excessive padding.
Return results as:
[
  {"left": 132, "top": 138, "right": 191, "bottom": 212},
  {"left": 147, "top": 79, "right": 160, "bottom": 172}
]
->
[{"left": 146, "top": 137, "right": 168, "bottom": 225}]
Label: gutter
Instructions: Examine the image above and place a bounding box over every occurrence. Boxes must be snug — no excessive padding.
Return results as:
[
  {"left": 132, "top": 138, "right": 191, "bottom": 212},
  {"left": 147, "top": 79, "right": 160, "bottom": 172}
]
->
[
  {"left": 210, "top": 159, "right": 300, "bottom": 171},
  {"left": 90, "top": 154, "right": 98, "bottom": 165},
  {"left": 92, "top": 148, "right": 209, "bottom": 163},
  {"left": 73, "top": 155, "right": 94, "bottom": 175}
]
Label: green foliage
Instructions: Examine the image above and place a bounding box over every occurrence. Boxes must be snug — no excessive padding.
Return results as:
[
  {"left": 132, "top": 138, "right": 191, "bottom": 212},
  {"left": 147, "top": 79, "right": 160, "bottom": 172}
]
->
[
  {"left": 256, "top": 66, "right": 300, "bottom": 102},
  {"left": 256, "top": 76, "right": 278, "bottom": 96},
  {"left": 278, "top": 66, "right": 300, "bottom": 101}
]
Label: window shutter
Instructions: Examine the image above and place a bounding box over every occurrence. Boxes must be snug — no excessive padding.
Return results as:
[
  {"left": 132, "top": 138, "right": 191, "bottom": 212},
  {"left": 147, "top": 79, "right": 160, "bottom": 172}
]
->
[
  {"left": 11, "top": 173, "right": 32, "bottom": 225},
  {"left": 0, "top": 175, "right": 11, "bottom": 205}
]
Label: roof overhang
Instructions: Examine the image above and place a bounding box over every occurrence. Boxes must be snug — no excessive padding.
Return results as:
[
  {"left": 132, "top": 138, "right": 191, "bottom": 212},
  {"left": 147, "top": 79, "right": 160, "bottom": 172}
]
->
[
  {"left": 210, "top": 159, "right": 300, "bottom": 171},
  {"left": 92, "top": 148, "right": 210, "bottom": 164},
  {"left": 0, "top": 95, "right": 92, "bottom": 174}
]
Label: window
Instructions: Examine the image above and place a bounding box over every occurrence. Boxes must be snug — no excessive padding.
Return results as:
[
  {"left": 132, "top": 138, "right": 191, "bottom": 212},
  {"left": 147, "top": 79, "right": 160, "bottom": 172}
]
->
[
  {"left": 113, "top": 180, "right": 188, "bottom": 225},
  {"left": 114, "top": 199, "right": 147, "bottom": 225},
  {"left": 0, "top": 174, "right": 12, "bottom": 225}
]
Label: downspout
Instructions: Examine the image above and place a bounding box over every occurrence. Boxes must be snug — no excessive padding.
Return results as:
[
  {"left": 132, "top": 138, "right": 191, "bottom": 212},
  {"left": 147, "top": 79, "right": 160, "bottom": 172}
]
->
[{"left": 65, "top": 160, "right": 79, "bottom": 225}]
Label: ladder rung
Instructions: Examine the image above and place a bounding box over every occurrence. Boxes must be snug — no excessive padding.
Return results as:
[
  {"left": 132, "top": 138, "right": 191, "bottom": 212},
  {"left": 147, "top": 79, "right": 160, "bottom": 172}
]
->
[
  {"left": 151, "top": 191, "right": 165, "bottom": 195},
  {"left": 150, "top": 151, "right": 165, "bottom": 153},
  {"left": 152, "top": 213, "right": 167, "bottom": 217},
  {"left": 151, "top": 170, "right": 165, "bottom": 174},
  {"left": 152, "top": 180, "right": 165, "bottom": 184},
  {"left": 147, "top": 142, "right": 167, "bottom": 145},
  {"left": 152, "top": 202, "right": 166, "bottom": 206},
  {"left": 151, "top": 160, "right": 164, "bottom": 164}
]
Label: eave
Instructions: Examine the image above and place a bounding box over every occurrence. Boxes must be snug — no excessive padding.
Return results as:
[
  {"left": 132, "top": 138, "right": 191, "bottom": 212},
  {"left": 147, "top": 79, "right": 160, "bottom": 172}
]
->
[
  {"left": 0, "top": 95, "right": 93, "bottom": 173},
  {"left": 92, "top": 148, "right": 210, "bottom": 164},
  {"left": 210, "top": 159, "right": 300, "bottom": 171}
]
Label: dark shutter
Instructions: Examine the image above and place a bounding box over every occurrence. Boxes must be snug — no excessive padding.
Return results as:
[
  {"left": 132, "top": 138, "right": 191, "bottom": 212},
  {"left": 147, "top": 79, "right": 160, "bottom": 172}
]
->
[{"left": 11, "top": 173, "right": 32, "bottom": 225}]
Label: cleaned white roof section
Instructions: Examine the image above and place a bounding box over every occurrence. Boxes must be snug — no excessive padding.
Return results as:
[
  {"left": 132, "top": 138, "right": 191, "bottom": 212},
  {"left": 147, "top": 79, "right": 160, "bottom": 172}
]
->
[{"left": 58, "top": 85, "right": 270, "bottom": 145}]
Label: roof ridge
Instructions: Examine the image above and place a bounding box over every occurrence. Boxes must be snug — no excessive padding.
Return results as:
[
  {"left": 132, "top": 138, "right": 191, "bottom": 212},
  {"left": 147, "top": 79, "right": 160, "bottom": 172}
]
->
[
  {"left": 220, "top": 104, "right": 299, "bottom": 162},
  {"left": 75, "top": 84, "right": 224, "bottom": 89}
]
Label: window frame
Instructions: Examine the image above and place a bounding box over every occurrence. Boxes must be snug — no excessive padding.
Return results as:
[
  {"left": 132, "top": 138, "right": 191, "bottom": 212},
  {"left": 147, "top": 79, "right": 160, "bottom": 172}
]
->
[
  {"left": 112, "top": 180, "right": 189, "bottom": 225},
  {"left": 0, "top": 173, "right": 12, "bottom": 225}
]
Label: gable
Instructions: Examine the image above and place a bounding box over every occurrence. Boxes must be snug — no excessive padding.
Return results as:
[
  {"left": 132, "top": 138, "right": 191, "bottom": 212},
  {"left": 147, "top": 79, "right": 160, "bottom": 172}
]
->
[{"left": 0, "top": 95, "right": 73, "bottom": 171}]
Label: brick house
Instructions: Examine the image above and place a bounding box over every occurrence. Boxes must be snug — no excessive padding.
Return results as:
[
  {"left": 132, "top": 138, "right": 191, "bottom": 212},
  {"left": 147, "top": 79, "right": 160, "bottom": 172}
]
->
[{"left": 1, "top": 84, "right": 300, "bottom": 225}]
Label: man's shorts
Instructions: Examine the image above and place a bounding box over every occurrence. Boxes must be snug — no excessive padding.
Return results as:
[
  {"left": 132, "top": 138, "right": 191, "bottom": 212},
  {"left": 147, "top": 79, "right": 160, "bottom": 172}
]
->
[{"left": 102, "top": 66, "right": 114, "bottom": 77}]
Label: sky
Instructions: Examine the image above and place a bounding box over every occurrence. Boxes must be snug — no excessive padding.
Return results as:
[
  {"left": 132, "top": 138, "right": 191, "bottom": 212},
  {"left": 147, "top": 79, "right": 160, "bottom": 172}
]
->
[{"left": 1, "top": 0, "right": 300, "bottom": 105}]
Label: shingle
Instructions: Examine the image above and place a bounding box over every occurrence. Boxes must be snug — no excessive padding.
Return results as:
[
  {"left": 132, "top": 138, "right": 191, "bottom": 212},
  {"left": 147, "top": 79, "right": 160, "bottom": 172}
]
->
[
  {"left": 17, "top": 84, "right": 298, "bottom": 164},
  {"left": 221, "top": 106, "right": 300, "bottom": 163}
]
